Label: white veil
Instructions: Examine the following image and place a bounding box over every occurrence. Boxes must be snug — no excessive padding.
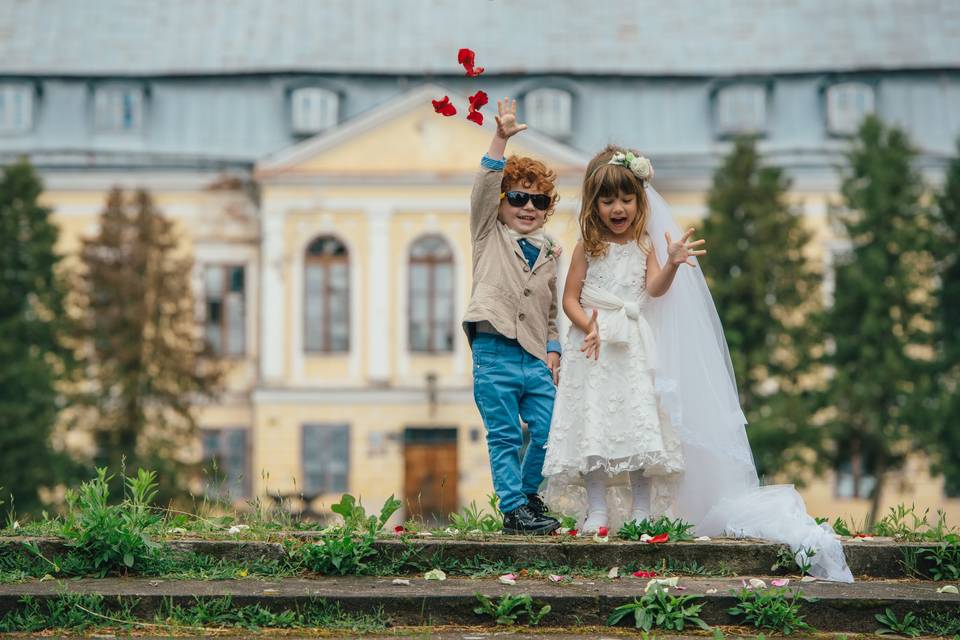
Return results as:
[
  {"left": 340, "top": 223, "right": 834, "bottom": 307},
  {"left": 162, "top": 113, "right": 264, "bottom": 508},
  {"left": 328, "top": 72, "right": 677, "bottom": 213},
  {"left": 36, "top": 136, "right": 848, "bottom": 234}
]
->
[{"left": 644, "top": 185, "right": 853, "bottom": 583}]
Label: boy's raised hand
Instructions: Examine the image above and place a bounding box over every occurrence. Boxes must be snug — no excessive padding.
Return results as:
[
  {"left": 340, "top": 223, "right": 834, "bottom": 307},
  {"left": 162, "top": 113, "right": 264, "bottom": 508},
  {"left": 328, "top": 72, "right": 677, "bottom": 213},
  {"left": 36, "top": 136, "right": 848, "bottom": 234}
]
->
[
  {"left": 665, "top": 227, "right": 707, "bottom": 267},
  {"left": 580, "top": 309, "right": 600, "bottom": 360},
  {"left": 495, "top": 98, "right": 528, "bottom": 139}
]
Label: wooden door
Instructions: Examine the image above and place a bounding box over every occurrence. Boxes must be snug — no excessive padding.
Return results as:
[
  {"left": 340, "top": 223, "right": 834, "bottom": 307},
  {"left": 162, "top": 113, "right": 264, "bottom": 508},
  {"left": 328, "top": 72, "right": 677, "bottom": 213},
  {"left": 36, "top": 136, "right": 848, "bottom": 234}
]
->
[{"left": 403, "top": 428, "right": 458, "bottom": 525}]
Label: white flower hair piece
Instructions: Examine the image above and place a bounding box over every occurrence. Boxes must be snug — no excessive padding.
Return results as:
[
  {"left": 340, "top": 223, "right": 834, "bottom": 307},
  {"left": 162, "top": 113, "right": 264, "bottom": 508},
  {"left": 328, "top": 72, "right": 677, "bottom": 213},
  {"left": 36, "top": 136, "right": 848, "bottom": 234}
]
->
[{"left": 608, "top": 151, "right": 654, "bottom": 182}]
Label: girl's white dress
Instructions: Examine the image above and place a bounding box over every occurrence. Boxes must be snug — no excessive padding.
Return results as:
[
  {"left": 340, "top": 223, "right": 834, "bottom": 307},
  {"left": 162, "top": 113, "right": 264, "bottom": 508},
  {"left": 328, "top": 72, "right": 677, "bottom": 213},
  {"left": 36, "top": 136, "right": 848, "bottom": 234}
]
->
[{"left": 542, "top": 239, "right": 684, "bottom": 528}]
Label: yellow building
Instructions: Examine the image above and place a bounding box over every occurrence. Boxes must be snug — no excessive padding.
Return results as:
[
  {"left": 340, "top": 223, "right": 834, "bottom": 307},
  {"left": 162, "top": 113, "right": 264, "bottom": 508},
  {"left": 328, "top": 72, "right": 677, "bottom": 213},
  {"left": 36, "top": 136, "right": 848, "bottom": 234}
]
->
[{"left": 41, "top": 83, "right": 960, "bottom": 528}]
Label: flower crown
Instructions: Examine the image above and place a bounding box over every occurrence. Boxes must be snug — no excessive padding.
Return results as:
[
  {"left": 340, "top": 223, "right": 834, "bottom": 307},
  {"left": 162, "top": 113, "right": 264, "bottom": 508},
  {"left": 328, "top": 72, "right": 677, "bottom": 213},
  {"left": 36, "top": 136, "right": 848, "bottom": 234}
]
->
[{"left": 608, "top": 151, "right": 654, "bottom": 182}]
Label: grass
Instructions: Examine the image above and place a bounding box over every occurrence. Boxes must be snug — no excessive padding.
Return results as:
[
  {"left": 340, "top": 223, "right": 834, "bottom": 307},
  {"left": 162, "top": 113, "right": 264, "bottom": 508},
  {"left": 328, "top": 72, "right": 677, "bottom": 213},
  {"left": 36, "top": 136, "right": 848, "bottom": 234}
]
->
[{"left": 0, "top": 593, "right": 389, "bottom": 633}]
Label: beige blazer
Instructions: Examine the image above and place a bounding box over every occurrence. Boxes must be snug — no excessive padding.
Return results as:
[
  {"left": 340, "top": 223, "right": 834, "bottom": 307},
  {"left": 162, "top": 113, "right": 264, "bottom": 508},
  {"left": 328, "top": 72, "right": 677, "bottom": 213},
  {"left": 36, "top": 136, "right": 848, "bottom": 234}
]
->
[{"left": 461, "top": 168, "right": 560, "bottom": 363}]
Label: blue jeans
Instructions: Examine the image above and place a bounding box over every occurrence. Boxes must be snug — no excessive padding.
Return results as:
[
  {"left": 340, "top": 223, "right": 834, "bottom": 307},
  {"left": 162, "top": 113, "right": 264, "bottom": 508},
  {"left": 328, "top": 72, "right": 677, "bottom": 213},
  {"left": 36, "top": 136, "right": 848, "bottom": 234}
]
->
[{"left": 471, "top": 333, "right": 556, "bottom": 514}]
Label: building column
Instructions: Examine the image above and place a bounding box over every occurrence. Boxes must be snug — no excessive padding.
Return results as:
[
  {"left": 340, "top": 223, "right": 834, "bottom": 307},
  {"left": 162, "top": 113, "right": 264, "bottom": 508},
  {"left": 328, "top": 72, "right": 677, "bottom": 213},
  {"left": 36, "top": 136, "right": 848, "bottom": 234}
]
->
[
  {"left": 260, "top": 210, "right": 286, "bottom": 384},
  {"left": 366, "top": 205, "right": 392, "bottom": 384}
]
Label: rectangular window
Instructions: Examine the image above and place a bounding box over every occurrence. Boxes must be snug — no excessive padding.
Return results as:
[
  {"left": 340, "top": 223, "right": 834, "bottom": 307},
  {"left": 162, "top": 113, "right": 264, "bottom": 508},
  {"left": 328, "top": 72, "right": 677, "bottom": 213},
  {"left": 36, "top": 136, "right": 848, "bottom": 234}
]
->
[
  {"left": 204, "top": 265, "right": 246, "bottom": 356},
  {"left": 291, "top": 87, "right": 339, "bottom": 134},
  {"left": 716, "top": 85, "right": 767, "bottom": 136},
  {"left": 302, "top": 424, "right": 350, "bottom": 494},
  {"left": 834, "top": 459, "right": 876, "bottom": 499},
  {"left": 524, "top": 88, "right": 572, "bottom": 138},
  {"left": 94, "top": 86, "right": 144, "bottom": 132},
  {"left": 201, "top": 428, "right": 250, "bottom": 499},
  {"left": 0, "top": 84, "right": 34, "bottom": 134},
  {"left": 826, "top": 83, "right": 875, "bottom": 136}
]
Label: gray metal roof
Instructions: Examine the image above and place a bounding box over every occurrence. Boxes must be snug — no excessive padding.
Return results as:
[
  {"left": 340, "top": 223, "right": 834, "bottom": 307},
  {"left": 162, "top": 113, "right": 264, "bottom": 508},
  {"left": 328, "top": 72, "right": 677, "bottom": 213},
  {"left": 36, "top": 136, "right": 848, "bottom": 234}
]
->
[{"left": 1, "top": 0, "right": 959, "bottom": 76}]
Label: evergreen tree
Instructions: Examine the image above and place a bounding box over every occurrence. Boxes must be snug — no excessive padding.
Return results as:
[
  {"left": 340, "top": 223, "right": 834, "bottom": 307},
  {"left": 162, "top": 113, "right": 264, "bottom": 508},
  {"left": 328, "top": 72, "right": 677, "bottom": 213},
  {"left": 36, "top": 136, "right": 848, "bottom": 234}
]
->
[
  {"left": 824, "top": 116, "right": 936, "bottom": 524},
  {"left": 0, "top": 159, "right": 76, "bottom": 513},
  {"left": 76, "top": 188, "right": 221, "bottom": 503},
  {"left": 928, "top": 138, "right": 960, "bottom": 496},
  {"left": 701, "top": 137, "right": 825, "bottom": 481}
]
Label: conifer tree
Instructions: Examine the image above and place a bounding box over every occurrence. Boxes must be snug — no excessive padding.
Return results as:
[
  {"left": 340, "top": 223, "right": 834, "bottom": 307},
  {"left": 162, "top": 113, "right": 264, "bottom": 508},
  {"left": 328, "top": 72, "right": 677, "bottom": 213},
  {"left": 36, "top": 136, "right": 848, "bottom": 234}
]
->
[
  {"left": 0, "top": 159, "right": 76, "bottom": 513},
  {"left": 76, "top": 188, "right": 220, "bottom": 502},
  {"left": 701, "top": 137, "right": 824, "bottom": 481},
  {"left": 928, "top": 138, "right": 960, "bottom": 496},
  {"left": 824, "top": 116, "right": 936, "bottom": 524}
]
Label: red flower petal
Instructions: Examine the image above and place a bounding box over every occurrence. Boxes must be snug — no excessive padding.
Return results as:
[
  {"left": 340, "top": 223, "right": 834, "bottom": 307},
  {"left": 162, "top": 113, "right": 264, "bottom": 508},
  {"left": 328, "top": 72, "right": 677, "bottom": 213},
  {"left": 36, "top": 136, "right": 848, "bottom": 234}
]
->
[
  {"left": 598, "top": 526, "right": 609, "bottom": 537},
  {"left": 648, "top": 533, "right": 670, "bottom": 544},
  {"left": 568, "top": 528, "right": 579, "bottom": 536},
  {"left": 431, "top": 96, "right": 457, "bottom": 117},
  {"left": 466, "top": 110, "right": 484, "bottom": 126},
  {"left": 394, "top": 525, "right": 406, "bottom": 533},
  {"left": 632, "top": 570, "right": 659, "bottom": 578},
  {"left": 468, "top": 90, "right": 489, "bottom": 111},
  {"left": 457, "top": 48, "right": 485, "bottom": 77},
  {"left": 457, "top": 48, "right": 476, "bottom": 67}
]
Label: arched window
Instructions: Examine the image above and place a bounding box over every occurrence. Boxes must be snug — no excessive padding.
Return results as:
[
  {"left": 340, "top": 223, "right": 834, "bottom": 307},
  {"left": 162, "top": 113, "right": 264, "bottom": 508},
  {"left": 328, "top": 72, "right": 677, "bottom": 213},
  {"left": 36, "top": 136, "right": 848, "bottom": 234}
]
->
[
  {"left": 304, "top": 236, "right": 349, "bottom": 353},
  {"left": 409, "top": 235, "right": 455, "bottom": 353}
]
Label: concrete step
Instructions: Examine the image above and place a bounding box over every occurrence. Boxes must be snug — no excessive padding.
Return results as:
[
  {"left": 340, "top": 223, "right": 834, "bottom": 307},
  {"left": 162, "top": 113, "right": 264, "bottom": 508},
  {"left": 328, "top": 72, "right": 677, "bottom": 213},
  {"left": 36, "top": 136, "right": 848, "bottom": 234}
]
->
[
  {"left": 0, "top": 535, "right": 943, "bottom": 579},
  {"left": 0, "top": 575, "right": 957, "bottom": 633}
]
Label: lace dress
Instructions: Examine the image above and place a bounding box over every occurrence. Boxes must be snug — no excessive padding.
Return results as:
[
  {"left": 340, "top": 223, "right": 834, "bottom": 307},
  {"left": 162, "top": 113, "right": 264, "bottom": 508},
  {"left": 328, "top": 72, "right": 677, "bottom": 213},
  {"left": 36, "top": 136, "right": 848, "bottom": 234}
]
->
[{"left": 542, "top": 240, "right": 685, "bottom": 528}]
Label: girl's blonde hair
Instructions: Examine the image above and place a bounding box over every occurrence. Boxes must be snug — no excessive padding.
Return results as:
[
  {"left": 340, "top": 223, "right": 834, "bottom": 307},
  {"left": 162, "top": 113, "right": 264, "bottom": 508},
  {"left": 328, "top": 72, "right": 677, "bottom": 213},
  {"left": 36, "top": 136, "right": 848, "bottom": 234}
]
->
[{"left": 579, "top": 144, "right": 650, "bottom": 257}]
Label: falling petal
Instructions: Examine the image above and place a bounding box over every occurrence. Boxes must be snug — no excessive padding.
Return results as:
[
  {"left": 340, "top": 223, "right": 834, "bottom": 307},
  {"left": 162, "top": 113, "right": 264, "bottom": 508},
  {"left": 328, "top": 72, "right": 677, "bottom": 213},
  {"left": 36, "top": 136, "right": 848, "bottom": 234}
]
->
[
  {"left": 392, "top": 578, "right": 411, "bottom": 586},
  {"left": 549, "top": 574, "right": 566, "bottom": 583},
  {"left": 499, "top": 573, "right": 517, "bottom": 585},
  {"left": 749, "top": 578, "right": 767, "bottom": 589},
  {"left": 424, "top": 569, "right": 447, "bottom": 581},
  {"left": 706, "top": 588, "right": 718, "bottom": 594},
  {"left": 771, "top": 578, "right": 790, "bottom": 587},
  {"left": 936, "top": 585, "right": 959, "bottom": 594},
  {"left": 607, "top": 567, "right": 620, "bottom": 579}
]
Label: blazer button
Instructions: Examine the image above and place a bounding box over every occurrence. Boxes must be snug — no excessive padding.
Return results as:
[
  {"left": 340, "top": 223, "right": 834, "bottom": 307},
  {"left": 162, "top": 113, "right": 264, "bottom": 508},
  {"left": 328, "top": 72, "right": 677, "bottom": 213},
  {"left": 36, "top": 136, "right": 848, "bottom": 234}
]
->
[
  {"left": 523, "top": 266, "right": 530, "bottom": 272},
  {"left": 518, "top": 313, "right": 526, "bottom": 321},
  {"left": 523, "top": 288, "right": 531, "bottom": 296}
]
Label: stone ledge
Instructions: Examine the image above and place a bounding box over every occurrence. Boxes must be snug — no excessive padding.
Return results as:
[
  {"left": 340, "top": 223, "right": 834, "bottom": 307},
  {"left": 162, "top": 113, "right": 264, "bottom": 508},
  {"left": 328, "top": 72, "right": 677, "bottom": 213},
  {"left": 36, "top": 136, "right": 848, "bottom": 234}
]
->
[
  {"left": 0, "top": 535, "right": 943, "bottom": 578},
  {"left": 0, "top": 576, "right": 956, "bottom": 633}
]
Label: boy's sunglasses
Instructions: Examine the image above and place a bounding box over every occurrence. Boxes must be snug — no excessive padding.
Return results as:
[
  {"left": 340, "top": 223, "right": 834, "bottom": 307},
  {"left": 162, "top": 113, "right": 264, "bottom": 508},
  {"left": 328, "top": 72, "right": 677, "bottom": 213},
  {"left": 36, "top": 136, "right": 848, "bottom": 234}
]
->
[{"left": 501, "top": 191, "right": 551, "bottom": 211}]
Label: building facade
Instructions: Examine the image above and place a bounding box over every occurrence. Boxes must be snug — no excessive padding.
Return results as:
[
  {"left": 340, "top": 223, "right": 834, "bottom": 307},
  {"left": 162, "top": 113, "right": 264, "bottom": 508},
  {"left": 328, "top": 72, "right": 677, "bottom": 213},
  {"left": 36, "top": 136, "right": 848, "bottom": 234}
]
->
[{"left": 2, "top": 0, "right": 959, "bottom": 523}]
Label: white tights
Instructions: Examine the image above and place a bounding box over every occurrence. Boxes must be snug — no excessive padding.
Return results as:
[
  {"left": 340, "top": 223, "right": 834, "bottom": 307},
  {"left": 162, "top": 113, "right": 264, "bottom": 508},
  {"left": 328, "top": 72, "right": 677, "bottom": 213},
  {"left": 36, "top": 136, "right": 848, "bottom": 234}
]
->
[{"left": 581, "top": 468, "right": 652, "bottom": 532}]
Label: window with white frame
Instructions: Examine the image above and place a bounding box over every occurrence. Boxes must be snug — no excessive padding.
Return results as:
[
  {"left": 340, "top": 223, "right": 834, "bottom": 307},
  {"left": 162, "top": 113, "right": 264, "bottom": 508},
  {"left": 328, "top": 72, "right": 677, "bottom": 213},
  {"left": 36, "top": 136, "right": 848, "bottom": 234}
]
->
[
  {"left": 0, "top": 84, "right": 34, "bottom": 134},
  {"left": 304, "top": 235, "right": 350, "bottom": 353},
  {"left": 302, "top": 424, "right": 350, "bottom": 494},
  {"left": 291, "top": 87, "right": 339, "bottom": 134},
  {"left": 94, "top": 86, "right": 145, "bottom": 133},
  {"left": 409, "top": 235, "right": 455, "bottom": 353},
  {"left": 524, "top": 88, "right": 572, "bottom": 138},
  {"left": 201, "top": 428, "right": 250, "bottom": 499},
  {"left": 204, "top": 264, "right": 246, "bottom": 357},
  {"left": 826, "top": 82, "right": 875, "bottom": 136},
  {"left": 715, "top": 84, "right": 767, "bottom": 136}
]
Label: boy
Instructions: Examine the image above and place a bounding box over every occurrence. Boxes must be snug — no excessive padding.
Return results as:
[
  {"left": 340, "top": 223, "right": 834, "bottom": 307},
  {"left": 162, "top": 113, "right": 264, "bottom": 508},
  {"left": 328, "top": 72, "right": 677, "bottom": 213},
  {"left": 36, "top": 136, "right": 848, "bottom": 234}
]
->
[{"left": 462, "top": 98, "right": 562, "bottom": 534}]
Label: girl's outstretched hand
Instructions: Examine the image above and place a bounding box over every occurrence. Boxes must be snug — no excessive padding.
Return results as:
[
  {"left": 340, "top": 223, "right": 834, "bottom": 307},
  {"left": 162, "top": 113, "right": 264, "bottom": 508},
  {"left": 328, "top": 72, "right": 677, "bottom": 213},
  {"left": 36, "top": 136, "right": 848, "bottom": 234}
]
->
[
  {"left": 580, "top": 309, "right": 600, "bottom": 360},
  {"left": 495, "top": 98, "right": 528, "bottom": 139},
  {"left": 665, "top": 228, "right": 706, "bottom": 267}
]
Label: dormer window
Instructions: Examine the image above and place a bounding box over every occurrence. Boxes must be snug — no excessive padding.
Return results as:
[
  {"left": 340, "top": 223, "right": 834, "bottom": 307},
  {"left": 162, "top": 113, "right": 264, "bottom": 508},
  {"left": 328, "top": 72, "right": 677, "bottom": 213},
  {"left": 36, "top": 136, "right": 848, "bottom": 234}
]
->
[
  {"left": 0, "top": 84, "right": 34, "bottom": 134},
  {"left": 826, "top": 82, "right": 875, "bottom": 136},
  {"left": 94, "top": 86, "right": 145, "bottom": 133},
  {"left": 291, "top": 87, "right": 339, "bottom": 134},
  {"left": 524, "top": 88, "right": 572, "bottom": 138},
  {"left": 715, "top": 84, "right": 767, "bottom": 136}
]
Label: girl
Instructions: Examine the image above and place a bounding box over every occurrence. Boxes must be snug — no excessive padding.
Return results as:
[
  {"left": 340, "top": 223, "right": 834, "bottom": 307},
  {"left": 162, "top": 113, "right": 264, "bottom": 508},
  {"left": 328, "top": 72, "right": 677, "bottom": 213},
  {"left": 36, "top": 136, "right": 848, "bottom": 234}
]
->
[
  {"left": 542, "top": 145, "right": 696, "bottom": 533},
  {"left": 544, "top": 145, "right": 853, "bottom": 583}
]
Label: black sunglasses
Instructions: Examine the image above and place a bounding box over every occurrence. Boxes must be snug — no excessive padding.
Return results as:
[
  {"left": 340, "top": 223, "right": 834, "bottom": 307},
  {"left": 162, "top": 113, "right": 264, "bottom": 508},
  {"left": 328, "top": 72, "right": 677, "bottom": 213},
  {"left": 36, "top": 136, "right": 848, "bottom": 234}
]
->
[{"left": 502, "top": 191, "right": 551, "bottom": 211}]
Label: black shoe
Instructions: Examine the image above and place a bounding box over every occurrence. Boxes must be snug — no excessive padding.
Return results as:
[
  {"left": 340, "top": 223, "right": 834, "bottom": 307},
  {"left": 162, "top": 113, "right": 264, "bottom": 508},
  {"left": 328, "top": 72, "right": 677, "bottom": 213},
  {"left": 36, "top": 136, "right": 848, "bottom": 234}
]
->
[
  {"left": 525, "top": 493, "right": 550, "bottom": 517},
  {"left": 502, "top": 504, "right": 560, "bottom": 535}
]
